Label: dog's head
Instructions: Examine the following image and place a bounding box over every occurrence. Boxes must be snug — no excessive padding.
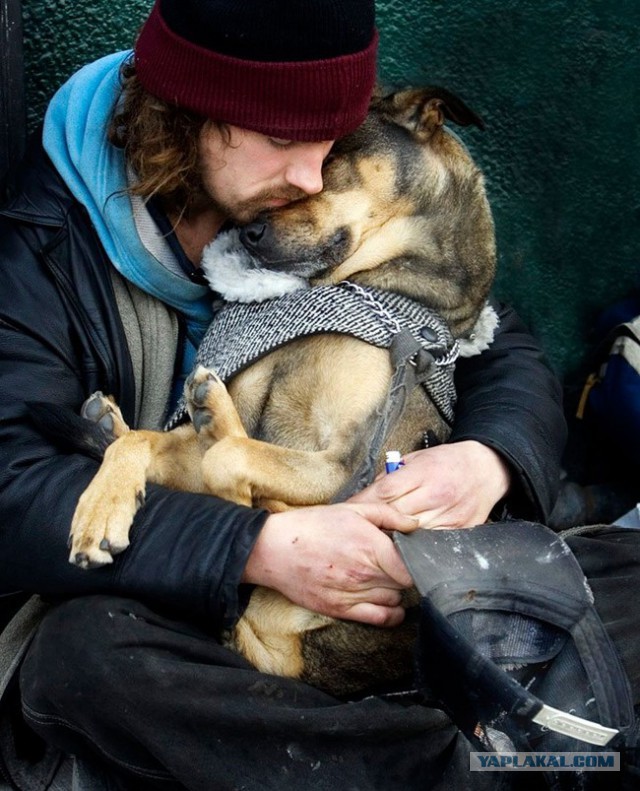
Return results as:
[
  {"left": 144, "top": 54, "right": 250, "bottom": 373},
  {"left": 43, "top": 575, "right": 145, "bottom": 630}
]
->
[{"left": 236, "top": 87, "right": 496, "bottom": 335}]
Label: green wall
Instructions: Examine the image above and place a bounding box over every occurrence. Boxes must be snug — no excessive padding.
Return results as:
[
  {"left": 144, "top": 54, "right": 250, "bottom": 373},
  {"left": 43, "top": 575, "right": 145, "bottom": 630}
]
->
[{"left": 21, "top": 0, "right": 640, "bottom": 377}]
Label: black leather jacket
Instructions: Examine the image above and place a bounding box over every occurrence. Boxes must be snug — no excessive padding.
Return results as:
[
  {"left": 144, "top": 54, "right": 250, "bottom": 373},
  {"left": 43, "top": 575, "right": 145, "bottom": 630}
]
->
[{"left": 0, "top": 139, "right": 566, "bottom": 628}]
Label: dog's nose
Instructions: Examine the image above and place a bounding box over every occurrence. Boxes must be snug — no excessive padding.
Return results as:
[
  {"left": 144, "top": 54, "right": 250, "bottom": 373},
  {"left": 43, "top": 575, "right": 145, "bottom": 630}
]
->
[{"left": 240, "top": 222, "right": 267, "bottom": 251}]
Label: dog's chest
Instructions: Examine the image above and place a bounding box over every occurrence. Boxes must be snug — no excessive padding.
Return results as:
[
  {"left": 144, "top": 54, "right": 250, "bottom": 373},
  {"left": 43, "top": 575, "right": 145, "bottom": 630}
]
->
[{"left": 229, "top": 338, "right": 393, "bottom": 452}]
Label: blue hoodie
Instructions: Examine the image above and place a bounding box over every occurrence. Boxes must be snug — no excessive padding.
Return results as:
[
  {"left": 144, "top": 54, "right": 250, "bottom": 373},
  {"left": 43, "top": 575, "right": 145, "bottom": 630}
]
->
[{"left": 43, "top": 51, "right": 214, "bottom": 392}]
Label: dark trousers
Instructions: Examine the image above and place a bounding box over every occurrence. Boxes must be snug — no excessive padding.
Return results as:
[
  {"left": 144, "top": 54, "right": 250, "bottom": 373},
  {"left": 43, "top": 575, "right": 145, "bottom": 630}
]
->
[
  {"left": 17, "top": 526, "right": 640, "bottom": 791},
  {"left": 18, "top": 595, "right": 508, "bottom": 791}
]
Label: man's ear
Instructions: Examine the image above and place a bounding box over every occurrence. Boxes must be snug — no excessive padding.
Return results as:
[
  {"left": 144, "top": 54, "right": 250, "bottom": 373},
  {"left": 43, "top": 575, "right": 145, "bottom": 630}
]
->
[{"left": 376, "top": 87, "right": 485, "bottom": 141}]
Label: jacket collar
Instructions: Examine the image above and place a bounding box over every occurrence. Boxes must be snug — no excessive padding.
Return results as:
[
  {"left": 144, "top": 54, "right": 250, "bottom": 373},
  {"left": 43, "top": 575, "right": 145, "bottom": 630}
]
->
[{"left": 1, "top": 132, "right": 72, "bottom": 228}]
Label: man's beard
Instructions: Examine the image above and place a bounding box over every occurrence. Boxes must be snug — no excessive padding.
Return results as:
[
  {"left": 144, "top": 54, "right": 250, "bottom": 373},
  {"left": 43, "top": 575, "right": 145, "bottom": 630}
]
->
[{"left": 209, "top": 187, "right": 309, "bottom": 226}]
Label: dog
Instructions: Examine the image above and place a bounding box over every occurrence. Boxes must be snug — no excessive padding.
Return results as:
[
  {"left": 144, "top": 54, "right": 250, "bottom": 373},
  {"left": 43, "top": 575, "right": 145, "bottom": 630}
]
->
[{"left": 40, "top": 87, "right": 497, "bottom": 697}]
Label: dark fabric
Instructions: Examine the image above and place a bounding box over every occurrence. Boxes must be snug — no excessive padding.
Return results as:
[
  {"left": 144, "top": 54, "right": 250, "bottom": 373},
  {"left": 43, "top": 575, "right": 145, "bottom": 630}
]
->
[
  {"left": 564, "top": 525, "right": 640, "bottom": 702},
  {"left": 549, "top": 292, "right": 640, "bottom": 530},
  {"left": 451, "top": 298, "right": 567, "bottom": 522},
  {"left": 159, "top": 0, "right": 375, "bottom": 60},
  {"left": 0, "top": 136, "right": 268, "bottom": 627},
  {"left": 566, "top": 526, "right": 640, "bottom": 789},
  {"left": 399, "top": 522, "right": 637, "bottom": 791},
  {"left": 0, "top": 595, "right": 30, "bottom": 635},
  {"left": 18, "top": 595, "right": 514, "bottom": 791},
  {"left": 135, "top": 2, "right": 378, "bottom": 141}
]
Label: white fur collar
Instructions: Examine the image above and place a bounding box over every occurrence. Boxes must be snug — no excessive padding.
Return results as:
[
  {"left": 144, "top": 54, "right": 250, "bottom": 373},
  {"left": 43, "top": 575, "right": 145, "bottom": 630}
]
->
[
  {"left": 201, "top": 229, "right": 308, "bottom": 303},
  {"left": 457, "top": 304, "right": 500, "bottom": 357}
]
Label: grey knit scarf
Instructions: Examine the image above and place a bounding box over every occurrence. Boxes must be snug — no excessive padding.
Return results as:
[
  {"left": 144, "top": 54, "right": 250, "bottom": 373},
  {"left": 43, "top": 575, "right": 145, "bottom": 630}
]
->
[{"left": 166, "top": 280, "right": 459, "bottom": 430}]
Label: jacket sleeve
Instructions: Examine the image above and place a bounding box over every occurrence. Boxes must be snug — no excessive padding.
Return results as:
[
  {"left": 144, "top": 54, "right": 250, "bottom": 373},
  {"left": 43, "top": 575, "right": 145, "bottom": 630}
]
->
[
  {"left": 450, "top": 299, "right": 567, "bottom": 522},
  {"left": 0, "top": 214, "right": 266, "bottom": 629}
]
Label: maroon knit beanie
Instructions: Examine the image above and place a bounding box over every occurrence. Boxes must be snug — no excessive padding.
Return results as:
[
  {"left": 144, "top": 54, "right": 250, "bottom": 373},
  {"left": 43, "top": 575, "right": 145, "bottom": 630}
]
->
[{"left": 134, "top": 0, "right": 378, "bottom": 141}]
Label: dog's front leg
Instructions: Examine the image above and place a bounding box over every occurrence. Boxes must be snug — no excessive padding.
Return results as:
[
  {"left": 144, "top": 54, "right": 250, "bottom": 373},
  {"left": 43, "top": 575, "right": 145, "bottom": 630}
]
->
[
  {"left": 184, "top": 365, "right": 256, "bottom": 506},
  {"left": 70, "top": 424, "right": 201, "bottom": 568},
  {"left": 200, "top": 438, "right": 348, "bottom": 508},
  {"left": 184, "top": 366, "right": 349, "bottom": 507}
]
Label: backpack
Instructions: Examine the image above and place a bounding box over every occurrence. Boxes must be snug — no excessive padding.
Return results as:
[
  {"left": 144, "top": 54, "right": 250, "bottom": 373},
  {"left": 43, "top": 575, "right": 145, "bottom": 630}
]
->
[{"left": 577, "top": 293, "right": 640, "bottom": 467}]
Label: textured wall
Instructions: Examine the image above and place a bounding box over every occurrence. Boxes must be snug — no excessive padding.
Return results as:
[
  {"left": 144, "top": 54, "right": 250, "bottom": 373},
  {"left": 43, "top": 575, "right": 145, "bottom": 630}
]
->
[
  {"left": 375, "top": 0, "right": 640, "bottom": 376},
  {"left": 22, "top": 0, "right": 151, "bottom": 125},
  {"left": 21, "top": 0, "right": 640, "bottom": 375}
]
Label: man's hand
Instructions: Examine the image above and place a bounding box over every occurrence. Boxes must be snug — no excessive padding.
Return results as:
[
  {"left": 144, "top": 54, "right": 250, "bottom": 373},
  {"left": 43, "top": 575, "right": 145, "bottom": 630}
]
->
[
  {"left": 242, "top": 503, "right": 417, "bottom": 627},
  {"left": 349, "top": 440, "right": 511, "bottom": 529}
]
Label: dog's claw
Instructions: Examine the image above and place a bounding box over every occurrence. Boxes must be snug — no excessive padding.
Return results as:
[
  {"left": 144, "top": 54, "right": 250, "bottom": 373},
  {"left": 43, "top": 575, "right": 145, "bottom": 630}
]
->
[
  {"left": 74, "top": 552, "right": 91, "bottom": 569},
  {"left": 136, "top": 491, "right": 145, "bottom": 509},
  {"left": 71, "top": 548, "right": 114, "bottom": 569},
  {"left": 192, "top": 382, "right": 211, "bottom": 406},
  {"left": 192, "top": 409, "right": 213, "bottom": 433},
  {"left": 98, "top": 537, "right": 128, "bottom": 556}
]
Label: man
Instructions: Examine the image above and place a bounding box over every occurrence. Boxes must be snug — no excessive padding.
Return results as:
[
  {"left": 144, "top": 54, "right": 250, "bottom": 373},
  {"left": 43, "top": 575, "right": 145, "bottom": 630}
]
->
[{"left": 0, "top": 1, "right": 567, "bottom": 788}]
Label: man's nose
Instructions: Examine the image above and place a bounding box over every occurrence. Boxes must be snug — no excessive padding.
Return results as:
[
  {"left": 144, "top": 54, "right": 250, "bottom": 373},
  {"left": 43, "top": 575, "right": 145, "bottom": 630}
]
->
[{"left": 284, "top": 144, "right": 331, "bottom": 195}]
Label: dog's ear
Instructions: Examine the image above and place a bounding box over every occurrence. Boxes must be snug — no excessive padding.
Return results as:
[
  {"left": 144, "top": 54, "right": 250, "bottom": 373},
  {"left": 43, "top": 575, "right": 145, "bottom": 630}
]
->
[{"left": 376, "top": 87, "right": 484, "bottom": 140}]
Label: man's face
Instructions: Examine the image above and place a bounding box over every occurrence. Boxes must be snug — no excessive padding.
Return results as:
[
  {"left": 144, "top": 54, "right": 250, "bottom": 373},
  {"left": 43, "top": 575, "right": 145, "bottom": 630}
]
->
[{"left": 198, "top": 122, "right": 334, "bottom": 225}]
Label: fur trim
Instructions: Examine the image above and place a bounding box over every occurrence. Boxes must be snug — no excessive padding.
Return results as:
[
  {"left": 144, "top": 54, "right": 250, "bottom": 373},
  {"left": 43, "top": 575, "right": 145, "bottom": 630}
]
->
[
  {"left": 200, "top": 229, "right": 308, "bottom": 303},
  {"left": 458, "top": 304, "right": 499, "bottom": 358}
]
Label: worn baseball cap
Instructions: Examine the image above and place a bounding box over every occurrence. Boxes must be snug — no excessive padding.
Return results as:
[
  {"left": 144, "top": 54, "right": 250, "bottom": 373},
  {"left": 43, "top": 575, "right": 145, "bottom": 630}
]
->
[{"left": 134, "top": 0, "right": 378, "bottom": 141}]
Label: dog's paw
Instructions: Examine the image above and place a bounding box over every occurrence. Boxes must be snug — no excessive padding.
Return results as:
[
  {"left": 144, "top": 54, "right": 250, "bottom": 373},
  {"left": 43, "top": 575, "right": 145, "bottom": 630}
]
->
[
  {"left": 80, "top": 392, "right": 129, "bottom": 440},
  {"left": 69, "top": 440, "right": 146, "bottom": 568},
  {"left": 185, "top": 366, "right": 223, "bottom": 432},
  {"left": 69, "top": 489, "right": 141, "bottom": 568},
  {"left": 185, "top": 366, "right": 245, "bottom": 441}
]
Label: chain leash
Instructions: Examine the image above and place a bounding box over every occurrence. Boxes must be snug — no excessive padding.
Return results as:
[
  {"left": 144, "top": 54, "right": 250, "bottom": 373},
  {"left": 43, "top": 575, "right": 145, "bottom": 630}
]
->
[{"left": 340, "top": 281, "right": 459, "bottom": 367}]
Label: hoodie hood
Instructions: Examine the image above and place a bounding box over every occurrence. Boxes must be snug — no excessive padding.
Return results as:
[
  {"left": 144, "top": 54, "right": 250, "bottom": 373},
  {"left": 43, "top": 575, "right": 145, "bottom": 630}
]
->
[{"left": 42, "top": 51, "right": 214, "bottom": 349}]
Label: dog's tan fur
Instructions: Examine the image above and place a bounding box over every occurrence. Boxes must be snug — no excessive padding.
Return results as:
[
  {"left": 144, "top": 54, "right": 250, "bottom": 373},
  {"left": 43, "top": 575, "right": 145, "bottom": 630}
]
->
[{"left": 67, "top": 87, "right": 496, "bottom": 696}]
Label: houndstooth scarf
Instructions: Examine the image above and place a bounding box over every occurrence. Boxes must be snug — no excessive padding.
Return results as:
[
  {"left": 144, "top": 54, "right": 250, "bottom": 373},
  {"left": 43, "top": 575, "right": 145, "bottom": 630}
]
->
[{"left": 166, "top": 281, "right": 460, "bottom": 430}]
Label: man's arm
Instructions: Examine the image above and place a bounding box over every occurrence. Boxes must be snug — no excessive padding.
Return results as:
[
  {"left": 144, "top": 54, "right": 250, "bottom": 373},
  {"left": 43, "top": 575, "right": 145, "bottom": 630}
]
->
[
  {"left": 0, "top": 220, "right": 269, "bottom": 629},
  {"left": 243, "top": 503, "right": 417, "bottom": 626}
]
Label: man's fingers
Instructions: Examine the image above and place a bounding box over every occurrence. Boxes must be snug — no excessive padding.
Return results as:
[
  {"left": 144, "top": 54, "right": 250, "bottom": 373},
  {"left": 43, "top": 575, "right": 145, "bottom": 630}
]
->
[
  {"left": 355, "top": 587, "right": 404, "bottom": 608},
  {"left": 343, "top": 602, "right": 407, "bottom": 628},
  {"left": 343, "top": 501, "right": 419, "bottom": 532},
  {"left": 334, "top": 502, "right": 415, "bottom": 587},
  {"left": 349, "top": 468, "right": 423, "bottom": 506}
]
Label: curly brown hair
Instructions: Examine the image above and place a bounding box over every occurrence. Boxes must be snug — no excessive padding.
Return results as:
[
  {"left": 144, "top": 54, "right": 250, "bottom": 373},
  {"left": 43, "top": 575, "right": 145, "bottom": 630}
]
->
[{"left": 109, "top": 59, "right": 225, "bottom": 218}]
